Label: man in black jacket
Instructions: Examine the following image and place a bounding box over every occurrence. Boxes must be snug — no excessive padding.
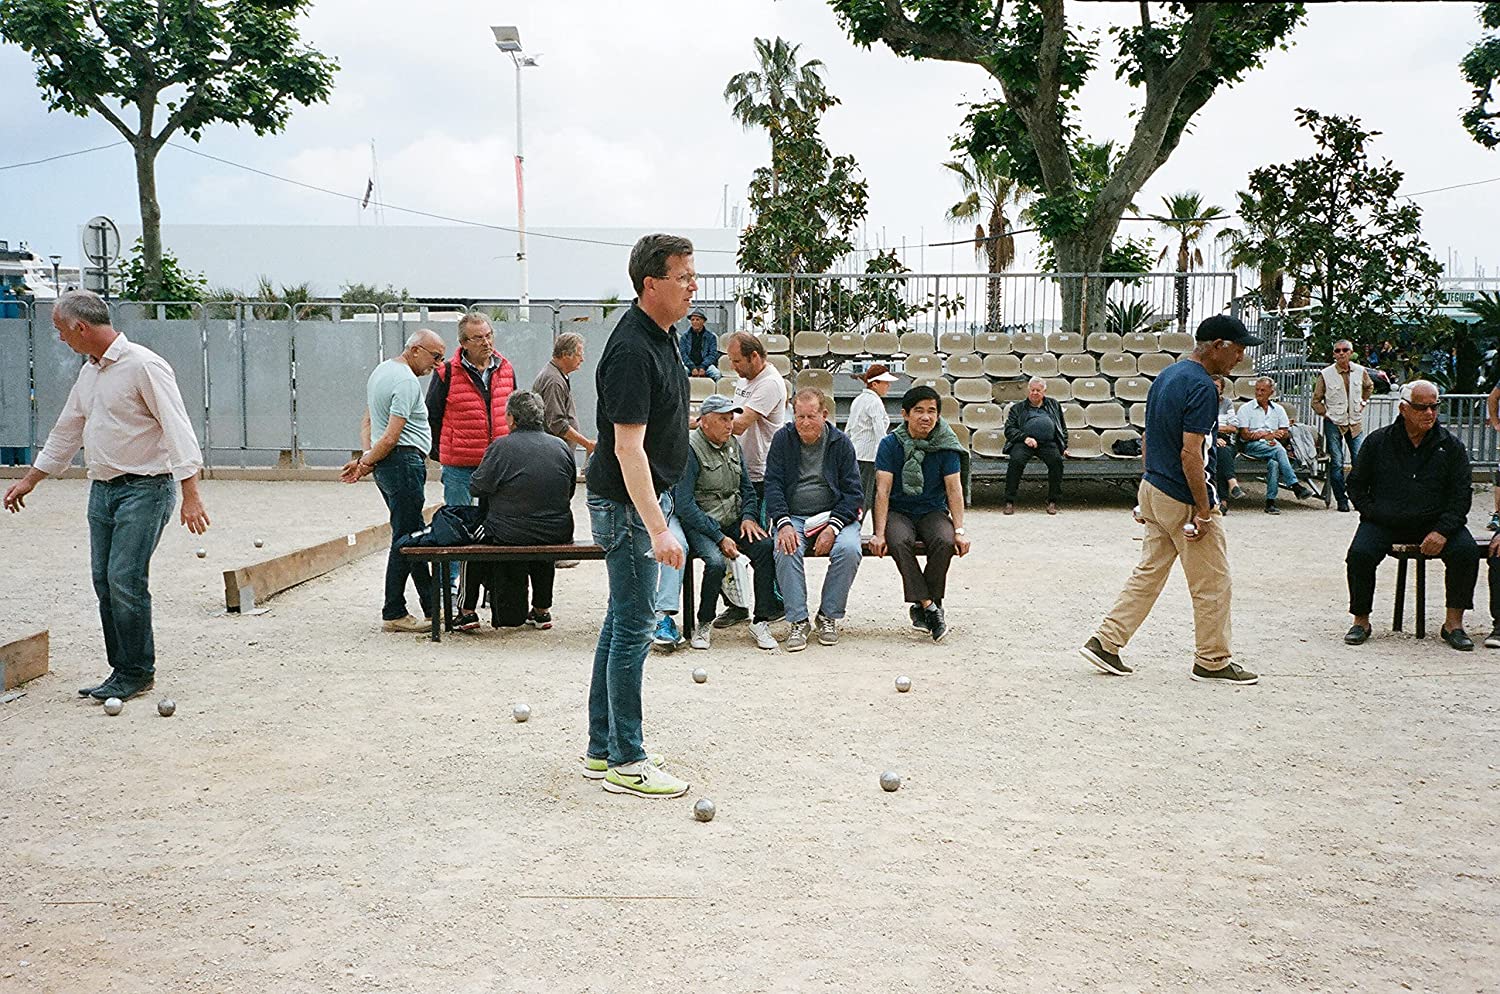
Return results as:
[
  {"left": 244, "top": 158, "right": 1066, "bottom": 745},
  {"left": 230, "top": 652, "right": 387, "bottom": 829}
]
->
[
  {"left": 1002, "top": 378, "right": 1068, "bottom": 514},
  {"left": 1344, "top": 380, "right": 1481, "bottom": 650}
]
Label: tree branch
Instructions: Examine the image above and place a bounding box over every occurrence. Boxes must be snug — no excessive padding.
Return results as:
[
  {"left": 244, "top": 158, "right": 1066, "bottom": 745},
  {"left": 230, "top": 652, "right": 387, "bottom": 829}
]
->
[
  {"left": 872, "top": 0, "right": 990, "bottom": 64},
  {"left": 83, "top": 93, "right": 138, "bottom": 142},
  {"left": 1019, "top": 0, "right": 1076, "bottom": 194}
]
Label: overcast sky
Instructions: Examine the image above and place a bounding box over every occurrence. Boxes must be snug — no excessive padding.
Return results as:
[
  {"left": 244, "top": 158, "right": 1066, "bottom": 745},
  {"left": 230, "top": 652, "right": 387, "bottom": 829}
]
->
[{"left": 2, "top": 0, "right": 1497, "bottom": 280}]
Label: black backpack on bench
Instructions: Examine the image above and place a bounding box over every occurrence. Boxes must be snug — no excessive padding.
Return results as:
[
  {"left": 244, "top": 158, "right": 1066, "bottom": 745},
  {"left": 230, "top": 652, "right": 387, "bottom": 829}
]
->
[{"left": 394, "top": 504, "right": 486, "bottom": 550}]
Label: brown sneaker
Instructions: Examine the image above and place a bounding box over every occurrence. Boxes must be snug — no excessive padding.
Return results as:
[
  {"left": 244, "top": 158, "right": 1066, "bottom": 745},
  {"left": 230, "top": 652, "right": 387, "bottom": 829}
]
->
[
  {"left": 1003, "top": 502, "right": 1015, "bottom": 515},
  {"left": 1046, "top": 501, "right": 1058, "bottom": 515}
]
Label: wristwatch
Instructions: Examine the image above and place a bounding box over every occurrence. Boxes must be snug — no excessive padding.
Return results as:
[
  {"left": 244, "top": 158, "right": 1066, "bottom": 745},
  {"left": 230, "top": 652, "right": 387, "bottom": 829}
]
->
[{"left": 954, "top": 527, "right": 966, "bottom": 535}]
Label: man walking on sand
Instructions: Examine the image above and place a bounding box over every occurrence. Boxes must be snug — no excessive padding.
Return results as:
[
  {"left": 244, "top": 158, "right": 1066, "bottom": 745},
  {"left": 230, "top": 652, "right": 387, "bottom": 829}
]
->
[
  {"left": 4, "top": 290, "right": 211, "bottom": 702},
  {"left": 1080, "top": 314, "right": 1262, "bottom": 685},
  {"left": 581, "top": 233, "right": 695, "bottom": 799}
]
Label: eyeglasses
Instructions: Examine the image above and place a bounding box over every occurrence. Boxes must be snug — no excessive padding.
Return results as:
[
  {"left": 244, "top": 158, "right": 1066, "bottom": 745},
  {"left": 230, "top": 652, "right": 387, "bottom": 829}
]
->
[
  {"left": 653, "top": 272, "right": 697, "bottom": 287},
  {"left": 424, "top": 348, "right": 445, "bottom": 362},
  {"left": 1333, "top": 347, "right": 1352, "bottom": 354},
  {"left": 1406, "top": 401, "right": 1440, "bottom": 411}
]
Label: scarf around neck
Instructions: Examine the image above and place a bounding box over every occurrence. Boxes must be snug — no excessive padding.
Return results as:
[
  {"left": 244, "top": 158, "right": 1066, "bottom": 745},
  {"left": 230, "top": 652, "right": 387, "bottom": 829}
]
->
[{"left": 893, "top": 418, "right": 963, "bottom": 494}]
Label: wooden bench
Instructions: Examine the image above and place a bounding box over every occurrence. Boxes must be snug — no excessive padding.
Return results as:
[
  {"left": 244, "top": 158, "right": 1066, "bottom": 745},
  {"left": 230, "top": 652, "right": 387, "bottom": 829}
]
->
[
  {"left": 1391, "top": 543, "right": 1428, "bottom": 639},
  {"left": 402, "top": 536, "right": 928, "bottom": 643}
]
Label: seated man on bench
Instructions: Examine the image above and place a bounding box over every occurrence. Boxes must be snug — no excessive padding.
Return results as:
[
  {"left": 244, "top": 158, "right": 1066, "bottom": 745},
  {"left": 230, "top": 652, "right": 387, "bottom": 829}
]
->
[
  {"left": 459, "top": 390, "right": 577, "bottom": 630},
  {"left": 651, "top": 395, "right": 779, "bottom": 650},
  {"left": 868, "top": 385, "right": 970, "bottom": 642},
  {"left": 1344, "top": 380, "right": 1480, "bottom": 650},
  {"left": 765, "top": 388, "right": 865, "bottom": 652}
]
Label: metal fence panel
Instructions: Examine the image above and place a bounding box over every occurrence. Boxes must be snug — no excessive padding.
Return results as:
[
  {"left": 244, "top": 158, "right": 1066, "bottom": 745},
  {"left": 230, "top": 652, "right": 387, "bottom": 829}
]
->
[
  {"left": 293, "top": 308, "right": 382, "bottom": 462},
  {"left": 559, "top": 320, "right": 622, "bottom": 441},
  {"left": 31, "top": 303, "right": 83, "bottom": 451},
  {"left": 111, "top": 313, "right": 209, "bottom": 451},
  {"left": 0, "top": 315, "right": 31, "bottom": 447}
]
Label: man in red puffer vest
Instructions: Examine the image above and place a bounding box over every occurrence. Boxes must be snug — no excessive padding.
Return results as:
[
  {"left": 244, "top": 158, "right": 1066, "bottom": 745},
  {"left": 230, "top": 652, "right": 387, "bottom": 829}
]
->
[{"left": 426, "top": 313, "right": 517, "bottom": 511}]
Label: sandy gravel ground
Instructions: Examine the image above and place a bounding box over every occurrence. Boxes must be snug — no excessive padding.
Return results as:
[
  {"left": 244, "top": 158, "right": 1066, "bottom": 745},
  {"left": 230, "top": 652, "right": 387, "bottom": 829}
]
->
[{"left": 1, "top": 478, "right": 1496, "bottom": 994}]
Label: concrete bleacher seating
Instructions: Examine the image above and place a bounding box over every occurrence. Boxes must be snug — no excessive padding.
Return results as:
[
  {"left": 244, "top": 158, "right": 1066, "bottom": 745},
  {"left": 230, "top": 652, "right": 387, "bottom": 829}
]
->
[
  {"left": 911, "top": 376, "right": 951, "bottom": 397},
  {"left": 1047, "top": 332, "right": 1085, "bottom": 354},
  {"left": 949, "top": 353, "right": 985, "bottom": 378},
  {"left": 1012, "top": 332, "right": 1047, "bottom": 355},
  {"left": 715, "top": 378, "right": 737, "bottom": 397},
  {"left": 796, "top": 368, "right": 834, "bottom": 394},
  {"left": 941, "top": 395, "right": 961, "bottom": 421},
  {"left": 1157, "top": 331, "right": 1194, "bottom": 353},
  {"left": 1071, "top": 377, "right": 1112, "bottom": 403},
  {"left": 1137, "top": 352, "right": 1174, "bottom": 377},
  {"left": 828, "top": 332, "right": 863, "bottom": 356},
  {"left": 718, "top": 355, "right": 737, "bottom": 377},
  {"left": 1129, "top": 402, "right": 1148, "bottom": 427},
  {"left": 1022, "top": 353, "right": 1059, "bottom": 377},
  {"left": 939, "top": 332, "right": 974, "bottom": 355},
  {"left": 949, "top": 422, "right": 971, "bottom": 448},
  {"left": 690, "top": 377, "right": 716, "bottom": 402},
  {"left": 1062, "top": 403, "right": 1087, "bottom": 428},
  {"left": 1086, "top": 332, "right": 1124, "bottom": 354},
  {"left": 905, "top": 354, "right": 945, "bottom": 378},
  {"left": 1100, "top": 352, "right": 1137, "bottom": 378},
  {"left": 1067, "top": 429, "right": 1104, "bottom": 458},
  {"left": 718, "top": 332, "right": 734, "bottom": 352},
  {"left": 901, "top": 332, "right": 938, "bottom": 355},
  {"left": 1115, "top": 377, "right": 1152, "bottom": 402},
  {"left": 1085, "top": 403, "right": 1128, "bottom": 429},
  {"left": 970, "top": 429, "right": 1007, "bottom": 458},
  {"left": 763, "top": 334, "right": 791, "bottom": 353},
  {"left": 863, "top": 330, "right": 900, "bottom": 355},
  {"left": 793, "top": 332, "right": 829, "bottom": 357},
  {"left": 767, "top": 354, "right": 792, "bottom": 376},
  {"left": 1123, "top": 332, "right": 1160, "bottom": 354},
  {"left": 982, "top": 354, "right": 1022, "bottom": 378},
  {"left": 975, "top": 332, "right": 1013, "bottom": 354},
  {"left": 1235, "top": 378, "right": 1258, "bottom": 400},
  {"left": 1100, "top": 428, "right": 1141, "bottom": 457},
  {"left": 992, "top": 380, "right": 1029, "bottom": 403},
  {"left": 1058, "top": 353, "right": 1097, "bottom": 378},
  {"left": 1044, "top": 378, "right": 1073, "bottom": 401},
  {"left": 962, "top": 403, "right": 1006, "bottom": 430},
  {"left": 954, "top": 378, "right": 995, "bottom": 403}
]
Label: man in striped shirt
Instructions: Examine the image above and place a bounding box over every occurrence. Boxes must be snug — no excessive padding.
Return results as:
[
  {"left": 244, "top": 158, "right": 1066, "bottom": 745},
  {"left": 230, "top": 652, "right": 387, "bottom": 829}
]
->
[{"left": 4, "top": 290, "right": 210, "bottom": 702}]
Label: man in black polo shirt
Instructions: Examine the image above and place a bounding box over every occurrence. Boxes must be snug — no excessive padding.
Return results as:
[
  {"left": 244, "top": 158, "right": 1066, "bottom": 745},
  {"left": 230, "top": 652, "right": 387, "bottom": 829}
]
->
[{"left": 582, "top": 233, "right": 694, "bottom": 799}]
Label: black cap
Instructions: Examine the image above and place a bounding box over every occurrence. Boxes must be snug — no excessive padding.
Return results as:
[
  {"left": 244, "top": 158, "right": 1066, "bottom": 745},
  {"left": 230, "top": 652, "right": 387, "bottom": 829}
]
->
[{"left": 1195, "top": 314, "right": 1262, "bottom": 346}]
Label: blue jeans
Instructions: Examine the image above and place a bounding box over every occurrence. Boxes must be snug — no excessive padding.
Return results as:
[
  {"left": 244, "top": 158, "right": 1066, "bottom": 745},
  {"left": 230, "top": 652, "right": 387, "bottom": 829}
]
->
[
  {"left": 772, "top": 516, "right": 863, "bottom": 623},
  {"left": 88, "top": 475, "right": 175, "bottom": 680},
  {"left": 1322, "top": 421, "right": 1363, "bottom": 503},
  {"left": 586, "top": 490, "right": 671, "bottom": 767},
  {"left": 440, "top": 464, "right": 476, "bottom": 584},
  {"left": 1241, "top": 439, "right": 1299, "bottom": 499},
  {"left": 374, "top": 448, "right": 433, "bottom": 621},
  {"left": 652, "top": 516, "right": 692, "bottom": 615}
]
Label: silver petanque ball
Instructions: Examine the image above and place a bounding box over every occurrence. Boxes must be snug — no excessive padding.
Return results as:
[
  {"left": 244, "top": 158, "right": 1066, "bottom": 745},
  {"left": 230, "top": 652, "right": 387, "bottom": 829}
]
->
[
  {"left": 103, "top": 697, "right": 124, "bottom": 716},
  {"left": 693, "top": 798, "right": 716, "bottom": 822},
  {"left": 157, "top": 698, "right": 176, "bottom": 717},
  {"left": 692, "top": 667, "right": 708, "bottom": 684},
  {"left": 879, "top": 770, "right": 902, "bottom": 792},
  {"left": 195, "top": 548, "right": 207, "bottom": 559},
  {"left": 512, "top": 703, "right": 531, "bottom": 723},
  {"left": 253, "top": 539, "right": 264, "bottom": 549},
  {"left": 895, "top": 675, "right": 912, "bottom": 693}
]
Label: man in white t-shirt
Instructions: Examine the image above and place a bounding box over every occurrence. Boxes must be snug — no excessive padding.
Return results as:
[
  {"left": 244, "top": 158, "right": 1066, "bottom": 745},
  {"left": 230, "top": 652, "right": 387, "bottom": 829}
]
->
[
  {"left": 727, "top": 331, "right": 788, "bottom": 495},
  {"left": 1237, "top": 376, "right": 1315, "bottom": 514}
]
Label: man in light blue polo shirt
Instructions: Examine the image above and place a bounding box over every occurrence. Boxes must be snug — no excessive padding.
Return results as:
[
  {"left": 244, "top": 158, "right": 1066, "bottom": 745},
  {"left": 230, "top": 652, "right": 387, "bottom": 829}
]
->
[
  {"left": 1237, "top": 376, "right": 1315, "bottom": 514},
  {"left": 341, "top": 329, "right": 446, "bottom": 631}
]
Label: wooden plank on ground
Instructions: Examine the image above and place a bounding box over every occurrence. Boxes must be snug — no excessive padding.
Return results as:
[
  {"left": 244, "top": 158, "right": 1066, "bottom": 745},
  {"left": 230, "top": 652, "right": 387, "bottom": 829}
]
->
[
  {"left": 1, "top": 630, "right": 49, "bottom": 690},
  {"left": 223, "top": 503, "right": 440, "bottom": 612}
]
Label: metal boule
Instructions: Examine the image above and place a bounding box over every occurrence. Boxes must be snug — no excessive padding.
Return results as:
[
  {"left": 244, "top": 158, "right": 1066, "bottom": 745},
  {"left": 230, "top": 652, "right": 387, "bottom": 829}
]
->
[
  {"left": 692, "top": 668, "right": 708, "bottom": 684},
  {"left": 254, "top": 539, "right": 264, "bottom": 548},
  {"left": 693, "top": 798, "right": 716, "bottom": 822},
  {"left": 157, "top": 698, "right": 176, "bottom": 717},
  {"left": 512, "top": 703, "right": 530, "bottom": 723},
  {"left": 879, "top": 770, "right": 901, "bottom": 792},
  {"left": 103, "top": 697, "right": 123, "bottom": 716},
  {"left": 895, "top": 675, "right": 912, "bottom": 693},
  {"left": 195, "top": 548, "right": 207, "bottom": 558}
]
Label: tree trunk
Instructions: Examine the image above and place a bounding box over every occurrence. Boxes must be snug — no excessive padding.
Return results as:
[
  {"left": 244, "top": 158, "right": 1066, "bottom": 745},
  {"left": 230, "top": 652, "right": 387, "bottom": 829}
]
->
[
  {"left": 1175, "top": 239, "right": 1190, "bottom": 334},
  {"left": 985, "top": 236, "right": 1005, "bottom": 334},
  {"left": 134, "top": 140, "right": 163, "bottom": 298},
  {"left": 1054, "top": 233, "right": 1112, "bottom": 336}
]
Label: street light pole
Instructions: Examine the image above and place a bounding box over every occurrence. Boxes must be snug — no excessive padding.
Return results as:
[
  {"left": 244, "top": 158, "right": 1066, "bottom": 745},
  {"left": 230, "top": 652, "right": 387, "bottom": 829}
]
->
[
  {"left": 492, "top": 25, "right": 537, "bottom": 322},
  {"left": 48, "top": 254, "right": 61, "bottom": 296}
]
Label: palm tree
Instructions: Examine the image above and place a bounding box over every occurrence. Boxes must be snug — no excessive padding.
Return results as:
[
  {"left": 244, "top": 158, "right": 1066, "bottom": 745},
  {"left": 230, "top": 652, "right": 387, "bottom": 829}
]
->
[
  {"left": 1151, "top": 192, "right": 1228, "bottom": 333},
  {"left": 724, "top": 37, "right": 835, "bottom": 199},
  {"left": 1218, "top": 188, "right": 1290, "bottom": 313},
  {"left": 945, "top": 153, "right": 1027, "bottom": 332}
]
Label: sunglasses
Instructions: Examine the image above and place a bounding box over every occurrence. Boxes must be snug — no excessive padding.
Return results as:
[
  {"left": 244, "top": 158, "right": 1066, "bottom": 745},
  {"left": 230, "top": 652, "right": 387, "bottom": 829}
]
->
[{"left": 1406, "top": 401, "right": 1440, "bottom": 412}]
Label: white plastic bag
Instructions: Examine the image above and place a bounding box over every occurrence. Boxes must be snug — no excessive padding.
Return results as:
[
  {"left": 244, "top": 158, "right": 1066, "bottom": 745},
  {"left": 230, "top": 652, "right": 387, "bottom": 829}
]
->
[{"left": 721, "top": 550, "right": 752, "bottom": 608}]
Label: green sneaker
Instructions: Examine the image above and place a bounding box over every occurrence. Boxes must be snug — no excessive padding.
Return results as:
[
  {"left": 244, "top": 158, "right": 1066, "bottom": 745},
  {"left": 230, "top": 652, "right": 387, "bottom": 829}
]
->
[
  {"left": 581, "top": 752, "right": 664, "bottom": 780},
  {"left": 603, "top": 760, "right": 690, "bottom": 799}
]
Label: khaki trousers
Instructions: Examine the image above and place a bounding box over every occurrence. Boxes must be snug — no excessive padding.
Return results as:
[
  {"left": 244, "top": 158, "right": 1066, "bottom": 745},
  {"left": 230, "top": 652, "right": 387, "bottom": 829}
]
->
[{"left": 1094, "top": 480, "right": 1233, "bottom": 669}]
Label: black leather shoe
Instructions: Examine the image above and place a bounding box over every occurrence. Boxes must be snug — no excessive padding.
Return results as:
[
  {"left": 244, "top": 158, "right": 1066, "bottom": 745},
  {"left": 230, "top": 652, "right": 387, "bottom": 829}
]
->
[
  {"left": 1441, "top": 627, "right": 1475, "bottom": 652},
  {"left": 1293, "top": 483, "right": 1316, "bottom": 501},
  {"left": 1264, "top": 501, "right": 1280, "bottom": 515},
  {"left": 1344, "top": 624, "right": 1371, "bottom": 645},
  {"left": 1337, "top": 500, "right": 1351, "bottom": 513},
  {"left": 90, "top": 674, "right": 155, "bottom": 701},
  {"left": 79, "top": 671, "right": 117, "bottom": 697}
]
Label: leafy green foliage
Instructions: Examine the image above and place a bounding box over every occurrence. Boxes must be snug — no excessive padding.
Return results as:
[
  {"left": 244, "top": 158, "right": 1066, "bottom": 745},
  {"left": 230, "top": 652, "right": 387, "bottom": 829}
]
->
[
  {"left": 0, "top": 0, "right": 338, "bottom": 295},
  {"left": 1235, "top": 109, "right": 1442, "bottom": 367},
  {"left": 1151, "top": 191, "right": 1227, "bottom": 332},
  {"left": 828, "top": 0, "right": 1303, "bottom": 330},
  {"left": 1106, "top": 299, "right": 1158, "bottom": 337},
  {"left": 340, "top": 283, "right": 410, "bottom": 307},
  {"left": 118, "top": 238, "right": 205, "bottom": 317},
  {"left": 1461, "top": 3, "right": 1500, "bottom": 147}
]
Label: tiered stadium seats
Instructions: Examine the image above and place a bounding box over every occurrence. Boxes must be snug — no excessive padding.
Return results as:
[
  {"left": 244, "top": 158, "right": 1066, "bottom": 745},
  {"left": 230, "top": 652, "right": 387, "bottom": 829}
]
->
[
  {"left": 949, "top": 353, "right": 985, "bottom": 378},
  {"left": 1085, "top": 403, "right": 1128, "bottom": 429},
  {"left": 903, "top": 354, "right": 943, "bottom": 378},
  {"left": 992, "top": 380, "right": 1029, "bottom": 403},
  {"left": 1137, "top": 352, "right": 1174, "bottom": 377},
  {"left": 715, "top": 378, "right": 737, "bottom": 398},
  {"left": 793, "top": 332, "right": 829, "bottom": 357},
  {"left": 1086, "top": 332, "right": 1124, "bottom": 354},
  {"left": 1115, "top": 377, "right": 1152, "bottom": 402},
  {"left": 863, "top": 330, "right": 900, "bottom": 355},
  {"left": 1235, "top": 378, "right": 1258, "bottom": 400},
  {"left": 982, "top": 354, "right": 1022, "bottom": 378},
  {"left": 718, "top": 356, "right": 737, "bottom": 378},
  {"left": 764, "top": 334, "right": 791, "bottom": 354},
  {"left": 796, "top": 367, "right": 834, "bottom": 394},
  {"left": 1123, "top": 332, "right": 1160, "bottom": 354},
  {"left": 901, "top": 332, "right": 937, "bottom": 355},
  {"left": 1047, "top": 332, "right": 1085, "bottom": 354},
  {"left": 954, "top": 378, "right": 994, "bottom": 403},
  {"left": 1058, "top": 353, "right": 1097, "bottom": 377},
  {"left": 1100, "top": 428, "right": 1141, "bottom": 457},
  {"left": 939, "top": 332, "right": 974, "bottom": 354},
  {"left": 1012, "top": 332, "right": 1047, "bottom": 354},
  {"left": 911, "top": 376, "right": 950, "bottom": 396},
  {"left": 1061, "top": 403, "right": 1087, "bottom": 428},
  {"left": 1158, "top": 331, "right": 1194, "bottom": 353},
  {"left": 962, "top": 403, "right": 1006, "bottom": 430},
  {"left": 690, "top": 377, "right": 716, "bottom": 402},
  {"left": 1129, "top": 403, "right": 1148, "bottom": 427},
  {"left": 969, "top": 429, "right": 1007, "bottom": 458},
  {"left": 1022, "top": 353, "right": 1059, "bottom": 378},
  {"left": 1044, "top": 378, "right": 1073, "bottom": 401},
  {"left": 828, "top": 332, "right": 863, "bottom": 356},
  {"left": 975, "top": 332, "right": 1013, "bottom": 354},
  {"left": 949, "top": 422, "right": 971, "bottom": 448},
  {"left": 1071, "top": 378, "right": 1112, "bottom": 403},
  {"left": 767, "top": 354, "right": 792, "bottom": 376},
  {"left": 1066, "top": 429, "right": 1104, "bottom": 458},
  {"left": 1231, "top": 355, "right": 1253, "bottom": 376},
  {"left": 1100, "top": 352, "right": 1137, "bottom": 378},
  {"left": 941, "top": 395, "right": 961, "bottom": 421}
]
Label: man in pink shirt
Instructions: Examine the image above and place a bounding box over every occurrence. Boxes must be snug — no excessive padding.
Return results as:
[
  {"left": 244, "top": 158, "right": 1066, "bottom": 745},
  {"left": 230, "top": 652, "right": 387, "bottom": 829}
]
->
[{"left": 4, "top": 290, "right": 211, "bottom": 702}]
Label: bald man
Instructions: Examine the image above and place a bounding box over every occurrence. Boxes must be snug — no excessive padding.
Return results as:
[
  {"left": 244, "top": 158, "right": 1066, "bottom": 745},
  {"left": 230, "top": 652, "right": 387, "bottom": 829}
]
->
[{"left": 342, "top": 328, "right": 447, "bottom": 632}]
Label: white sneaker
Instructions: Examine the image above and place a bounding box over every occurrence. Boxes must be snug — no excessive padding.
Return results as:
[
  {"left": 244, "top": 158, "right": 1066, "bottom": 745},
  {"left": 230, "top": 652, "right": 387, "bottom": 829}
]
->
[
  {"left": 690, "top": 626, "right": 711, "bottom": 650},
  {"left": 749, "top": 620, "right": 777, "bottom": 650},
  {"left": 1485, "top": 630, "right": 1500, "bottom": 649},
  {"left": 603, "top": 760, "right": 690, "bottom": 798}
]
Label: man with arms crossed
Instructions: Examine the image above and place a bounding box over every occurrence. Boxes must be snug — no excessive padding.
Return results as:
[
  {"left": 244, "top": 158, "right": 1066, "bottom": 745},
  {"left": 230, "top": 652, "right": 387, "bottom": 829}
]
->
[
  {"left": 4, "top": 290, "right": 211, "bottom": 702},
  {"left": 582, "top": 233, "right": 695, "bottom": 799},
  {"left": 1080, "top": 314, "right": 1262, "bottom": 685}
]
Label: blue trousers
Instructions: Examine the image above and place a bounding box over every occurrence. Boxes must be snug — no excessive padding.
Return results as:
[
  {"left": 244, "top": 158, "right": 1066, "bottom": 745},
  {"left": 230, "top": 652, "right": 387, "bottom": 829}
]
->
[
  {"left": 440, "top": 464, "right": 476, "bottom": 585},
  {"left": 772, "top": 516, "right": 863, "bottom": 623},
  {"left": 585, "top": 490, "right": 671, "bottom": 767},
  {"left": 373, "top": 449, "right": 433, "bottom": 621},
  {"left": 1241, "top": 439, "right": 1299, "bottom": 499},
  {"left": 1322, "top": 421, "right": 1363, "bottom": 504},
  {"left": 88, "top": 475, "right": 175, "bottom": 680}
]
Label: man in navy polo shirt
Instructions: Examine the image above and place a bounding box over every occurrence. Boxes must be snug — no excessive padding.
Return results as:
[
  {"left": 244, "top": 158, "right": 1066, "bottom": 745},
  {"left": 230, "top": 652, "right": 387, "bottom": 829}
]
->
[
  {"left": 581, "top": 233, "right": 695, "bottom": 799},
  {"left": 1081, "top": 315, "right": 1262, "bottom": 685}
]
